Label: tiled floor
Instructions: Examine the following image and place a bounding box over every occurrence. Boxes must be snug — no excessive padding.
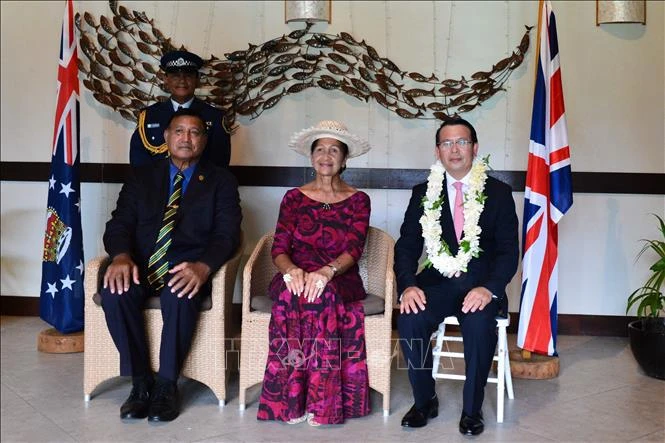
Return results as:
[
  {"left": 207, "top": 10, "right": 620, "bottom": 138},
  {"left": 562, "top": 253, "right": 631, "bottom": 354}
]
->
[{"left": 1, "top": 315, "right": 663, "bottom": 442}]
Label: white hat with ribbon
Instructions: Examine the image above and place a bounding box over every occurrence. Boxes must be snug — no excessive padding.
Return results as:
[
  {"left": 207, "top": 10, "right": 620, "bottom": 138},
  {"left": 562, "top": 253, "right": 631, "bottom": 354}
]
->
[{"left": 288, "top": 120, "right": 371, "bottom": 158}]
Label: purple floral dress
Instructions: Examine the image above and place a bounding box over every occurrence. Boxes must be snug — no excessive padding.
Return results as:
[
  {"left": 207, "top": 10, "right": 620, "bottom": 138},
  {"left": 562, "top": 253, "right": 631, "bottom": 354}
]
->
[{"left": 257, "top": 188, "right": 371, "bottom": 424}]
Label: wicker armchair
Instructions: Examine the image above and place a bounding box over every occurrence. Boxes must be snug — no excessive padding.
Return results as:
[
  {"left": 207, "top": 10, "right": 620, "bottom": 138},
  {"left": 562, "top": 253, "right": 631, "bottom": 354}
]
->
[
  {"left": 238, "top": 226, "right": 395, "bottom": 416},
  {"left": 83, "top": 238, "right": 243, "bottom": 406}
]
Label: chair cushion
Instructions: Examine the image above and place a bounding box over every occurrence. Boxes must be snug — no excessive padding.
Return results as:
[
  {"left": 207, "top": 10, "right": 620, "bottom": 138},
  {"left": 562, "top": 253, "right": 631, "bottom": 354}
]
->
[
  {"left": 92, "top": 292, "right": 212, "bottom": 311},
  {"left": 362, "top": 293, "right": 386, "bottom": 315},
  {"left": 250, "top": 295, "right": 274, "bottom": 313},
  {"left": 250, "top": 293, "right": 385, "bottom": 316}
]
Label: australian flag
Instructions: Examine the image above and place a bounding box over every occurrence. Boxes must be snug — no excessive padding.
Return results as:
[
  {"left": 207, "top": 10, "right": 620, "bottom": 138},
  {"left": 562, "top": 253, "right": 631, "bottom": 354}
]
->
[
  {"left": 40, "top": 0, "right": 84, "bottom": 334},
  {"left": 516, "top": 0, "right": 573, "bottom": 356}
]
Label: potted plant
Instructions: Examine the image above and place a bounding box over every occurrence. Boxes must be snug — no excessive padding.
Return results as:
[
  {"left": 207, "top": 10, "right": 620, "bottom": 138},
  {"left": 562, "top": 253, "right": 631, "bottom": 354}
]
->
[{"left": 626, "top": 214, "right": 665, "bottom": 380}]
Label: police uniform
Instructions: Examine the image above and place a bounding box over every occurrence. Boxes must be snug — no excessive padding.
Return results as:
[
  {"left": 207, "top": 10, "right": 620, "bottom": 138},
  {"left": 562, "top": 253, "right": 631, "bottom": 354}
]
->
[{"left": 129, "top": 51, "right": 231, "bottom": 168}]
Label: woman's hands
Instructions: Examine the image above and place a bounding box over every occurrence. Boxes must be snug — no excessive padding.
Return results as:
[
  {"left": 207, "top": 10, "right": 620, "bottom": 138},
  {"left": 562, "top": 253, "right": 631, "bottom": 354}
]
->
[
  {"left": 283, "top": 265, "right": 334, "bottom": 302},
  {"left": 302, "top": 267, "right": 333, "bottom": 302}
]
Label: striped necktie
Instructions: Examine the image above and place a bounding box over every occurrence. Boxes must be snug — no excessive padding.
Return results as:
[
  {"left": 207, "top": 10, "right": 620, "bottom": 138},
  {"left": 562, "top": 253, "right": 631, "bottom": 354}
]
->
[{"left": 147, "top": 172, "right": 184, "bottom": 291}]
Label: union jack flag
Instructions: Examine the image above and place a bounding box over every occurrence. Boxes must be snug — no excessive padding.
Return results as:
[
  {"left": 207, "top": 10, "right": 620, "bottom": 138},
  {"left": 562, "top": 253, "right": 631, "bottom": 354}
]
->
[
  {"left": 39, "top": 0, "right": 84, "bottom": 334},
  {"left": 517, "top": 0, "right": 573, "bottom": 356}
]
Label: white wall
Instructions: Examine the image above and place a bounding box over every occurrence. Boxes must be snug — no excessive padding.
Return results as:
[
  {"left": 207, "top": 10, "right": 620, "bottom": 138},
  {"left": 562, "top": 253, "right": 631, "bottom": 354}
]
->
[{"left": 1, "top": 1, "right": 664, "bottom": 316}]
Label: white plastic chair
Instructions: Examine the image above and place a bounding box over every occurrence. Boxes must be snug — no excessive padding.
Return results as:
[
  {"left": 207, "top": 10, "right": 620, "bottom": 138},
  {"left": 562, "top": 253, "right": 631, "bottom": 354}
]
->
[{"left": 431, "top": 314, "right": 514, "bottom": 423}]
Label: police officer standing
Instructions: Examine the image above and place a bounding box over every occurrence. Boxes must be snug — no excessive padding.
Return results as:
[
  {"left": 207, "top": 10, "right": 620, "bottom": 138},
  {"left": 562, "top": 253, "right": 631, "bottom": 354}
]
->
[{"left": 130, "top": 50, "right": 231, "bottom": 168}]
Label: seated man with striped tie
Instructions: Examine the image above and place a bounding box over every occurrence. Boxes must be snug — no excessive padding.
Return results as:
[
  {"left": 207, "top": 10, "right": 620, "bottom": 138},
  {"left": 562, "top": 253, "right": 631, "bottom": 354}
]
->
[
  {"left": 101, "top": 108, "right": 242, "bottom": 422},
  {"left": 394, "top": 118, "right": 519, "bottom": 435}
]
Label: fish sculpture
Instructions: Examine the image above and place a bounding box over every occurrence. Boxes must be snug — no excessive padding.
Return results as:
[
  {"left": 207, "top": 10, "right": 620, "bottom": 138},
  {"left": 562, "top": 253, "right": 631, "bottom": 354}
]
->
[{"left": 76, "top": 1, "right": 531, "bottom": 128}]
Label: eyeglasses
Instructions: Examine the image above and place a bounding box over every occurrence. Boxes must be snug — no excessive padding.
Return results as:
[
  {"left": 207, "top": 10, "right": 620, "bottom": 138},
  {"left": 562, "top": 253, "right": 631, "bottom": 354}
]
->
[{"left": 436, "top": 139, "right": 473, "bottom": 150}]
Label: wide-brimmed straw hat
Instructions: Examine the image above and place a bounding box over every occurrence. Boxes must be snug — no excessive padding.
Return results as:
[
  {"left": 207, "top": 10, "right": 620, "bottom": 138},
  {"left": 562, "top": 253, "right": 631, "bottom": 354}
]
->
[{"left": 288, "top": 120, "right": 371, "bottom": 158}]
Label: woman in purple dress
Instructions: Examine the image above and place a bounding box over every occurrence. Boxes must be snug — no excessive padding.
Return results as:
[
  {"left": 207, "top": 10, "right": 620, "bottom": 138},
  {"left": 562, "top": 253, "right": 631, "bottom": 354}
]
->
[{"left": 257, "top": 121, "right": 372, "bottom": 426}]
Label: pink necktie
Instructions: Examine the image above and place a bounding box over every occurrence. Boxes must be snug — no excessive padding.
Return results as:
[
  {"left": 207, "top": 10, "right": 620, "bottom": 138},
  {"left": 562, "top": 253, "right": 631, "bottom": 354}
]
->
[{"left": 453, "top": 181, "right": 464, "bottom": 242}]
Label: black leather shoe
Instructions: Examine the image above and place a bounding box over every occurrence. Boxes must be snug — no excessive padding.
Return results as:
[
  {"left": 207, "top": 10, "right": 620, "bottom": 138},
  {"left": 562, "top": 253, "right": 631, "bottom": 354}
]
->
[
  {"left": 120, "top": 377, "right": 153, "bottom": 419},
  {"left": 148, "top": 380, "right": 179, "bottom": 422},
  {"left": 401, "top": 395, "right": 439, "bottom": 428},
  {"left": 459, "top": 411, "right": 484, "bottom": 436}
]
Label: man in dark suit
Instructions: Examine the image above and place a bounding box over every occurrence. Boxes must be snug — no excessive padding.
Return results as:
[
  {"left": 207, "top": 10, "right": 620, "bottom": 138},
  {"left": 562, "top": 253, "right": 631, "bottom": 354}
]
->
[
  {"left": 395, "top": 118, "right": 519, "bottom": 435},
  {"left": 130, "top": 50, "right": 232, "bottom": 168},
  {"left": 102, "top": 108, "right": 242, "bottom": 422}
]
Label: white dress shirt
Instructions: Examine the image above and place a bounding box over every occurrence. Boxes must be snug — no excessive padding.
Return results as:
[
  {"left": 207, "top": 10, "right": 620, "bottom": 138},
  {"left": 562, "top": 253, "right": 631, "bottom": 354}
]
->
[
  {"left": 170, "top": 97, "right": 194, "bottom": 112},
  {"left": 445, "top": 170, "right": 471, "bottom": 218}
]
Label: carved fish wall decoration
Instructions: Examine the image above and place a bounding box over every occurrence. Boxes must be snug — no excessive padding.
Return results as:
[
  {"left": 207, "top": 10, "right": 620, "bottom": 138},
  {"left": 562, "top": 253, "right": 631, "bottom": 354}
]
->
[{"left": 76, "top": 1, "right": 532, "bottom": 130}]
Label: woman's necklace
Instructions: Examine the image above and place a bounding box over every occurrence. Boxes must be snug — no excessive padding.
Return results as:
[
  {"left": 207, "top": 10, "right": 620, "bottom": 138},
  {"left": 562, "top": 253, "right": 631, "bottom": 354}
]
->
[{"left": 319, "top": 190, "right": 335, "bottom": 210}]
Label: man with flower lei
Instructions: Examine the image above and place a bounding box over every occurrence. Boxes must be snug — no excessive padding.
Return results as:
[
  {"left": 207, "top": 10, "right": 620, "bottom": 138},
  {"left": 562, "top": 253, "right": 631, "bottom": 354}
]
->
[{"left": 394, "top": 118, "right": 519, "bottom": 436}]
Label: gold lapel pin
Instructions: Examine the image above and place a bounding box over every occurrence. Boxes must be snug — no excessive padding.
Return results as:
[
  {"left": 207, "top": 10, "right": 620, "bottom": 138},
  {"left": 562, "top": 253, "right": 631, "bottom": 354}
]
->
[{"left": 198, "top": 174, "right": 205, "bottom": 182}]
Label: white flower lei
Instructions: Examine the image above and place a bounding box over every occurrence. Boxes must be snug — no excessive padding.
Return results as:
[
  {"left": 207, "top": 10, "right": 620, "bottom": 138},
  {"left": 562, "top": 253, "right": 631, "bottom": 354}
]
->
[{"left": 419, "top": 156, "right": 489, "bottom": 278}]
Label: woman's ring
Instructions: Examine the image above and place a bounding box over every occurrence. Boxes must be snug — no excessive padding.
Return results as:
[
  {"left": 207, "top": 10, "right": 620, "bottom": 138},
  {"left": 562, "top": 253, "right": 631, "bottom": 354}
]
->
[
  {"left": 283, "top": 273, "right": 293, "bottom": 283},
  {"left": 315, "top": 279, "right": 325, "bottom": 290}
]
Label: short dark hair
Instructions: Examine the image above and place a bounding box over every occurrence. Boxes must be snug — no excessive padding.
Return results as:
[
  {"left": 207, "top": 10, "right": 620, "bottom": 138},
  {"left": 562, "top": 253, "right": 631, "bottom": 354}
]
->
[
  {"left": 310, "top": 139, "right": 350, "bottom": 174},
  {"left": 435, "top": 117, "right": 478, "bottom": 145},
  {"left": 166, "top": 108, "right": 208, "bottom": 135}
]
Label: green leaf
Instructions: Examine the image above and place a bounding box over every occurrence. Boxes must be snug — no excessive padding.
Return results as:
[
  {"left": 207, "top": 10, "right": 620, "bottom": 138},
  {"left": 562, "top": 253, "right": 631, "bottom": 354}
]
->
[{"left": 627, "top": 213, "right": 665, "bottom": 318}]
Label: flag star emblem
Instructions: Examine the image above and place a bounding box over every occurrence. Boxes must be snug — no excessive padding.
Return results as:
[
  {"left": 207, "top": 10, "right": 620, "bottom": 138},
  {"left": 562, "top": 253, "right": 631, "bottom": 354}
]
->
[
  {"left": 76, "top": 260, "right": 84, "bottom": 273},
  {"left": 46, "top": 282, "right": 59, "bottom": 298},
  {"left": 60, "top": 274, "right": 75, "bottom": 290},
  {"left": 75, "top": 198, "right": 81, "bottom": 212},
  {"left": 49, "top": 175, "right": 57, "bottom": 189},
  {"left": 59, "top": 181, "right": 75, "bottom": 198}
]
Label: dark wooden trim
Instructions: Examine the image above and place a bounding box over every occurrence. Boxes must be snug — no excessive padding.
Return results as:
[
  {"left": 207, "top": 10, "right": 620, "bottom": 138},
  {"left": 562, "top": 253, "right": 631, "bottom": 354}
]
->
[
  {"left": 507, "top": 312, "right": 637, "bottom": 337},
  {"left": 390, "top": 308, "right": 636, "bottom": 337},
  {"left": 1, "top": 295, "right": 637, "bottom": 337},
  {"left": 1, "top": 296, "right": 40, "bottom": 317},
  {"left": 1, "top": 162, "right": 663, "bottom": 194}
]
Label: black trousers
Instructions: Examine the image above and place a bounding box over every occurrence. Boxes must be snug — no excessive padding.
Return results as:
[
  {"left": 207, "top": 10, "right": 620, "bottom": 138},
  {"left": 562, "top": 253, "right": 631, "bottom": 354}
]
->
[
  {"left": 100, "top": 283, "right": 203, "bottom": 382},
  {"left": 397, "top": 285, "right": 498, "bottom": 416}
]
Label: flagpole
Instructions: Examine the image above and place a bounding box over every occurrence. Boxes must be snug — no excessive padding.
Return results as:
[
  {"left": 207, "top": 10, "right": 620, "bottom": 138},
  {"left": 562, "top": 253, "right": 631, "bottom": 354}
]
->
[
  {"left": 532, "top": 0, "right": 544, "bottom": 86},
  {"left": 520, "top": 0, "right": 544, "bottom": 365}
]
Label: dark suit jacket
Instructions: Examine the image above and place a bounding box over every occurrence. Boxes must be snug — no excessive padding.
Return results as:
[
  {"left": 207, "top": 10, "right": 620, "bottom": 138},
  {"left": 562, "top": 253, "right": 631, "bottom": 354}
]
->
[
  {"left": 103, "top": 159, "right": 242, "bottom": 279},
  {"left": 394, "top": 175, "right": 519, "bottom": 310},
  {"left": 130, "top": 98, "right": 231, "bottom": 168}
]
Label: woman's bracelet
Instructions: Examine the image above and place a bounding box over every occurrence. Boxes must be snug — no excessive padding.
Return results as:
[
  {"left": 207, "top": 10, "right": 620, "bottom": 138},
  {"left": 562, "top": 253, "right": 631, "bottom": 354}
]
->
[{"left": 327, "top": 263, "right": 338, "bottom": 277}]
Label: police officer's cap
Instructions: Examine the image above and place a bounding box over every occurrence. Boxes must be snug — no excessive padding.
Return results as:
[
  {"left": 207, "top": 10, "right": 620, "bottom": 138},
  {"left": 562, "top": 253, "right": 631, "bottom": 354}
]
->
[{"left": 160, "top": 50, "right": 203, "bottom": 74}]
